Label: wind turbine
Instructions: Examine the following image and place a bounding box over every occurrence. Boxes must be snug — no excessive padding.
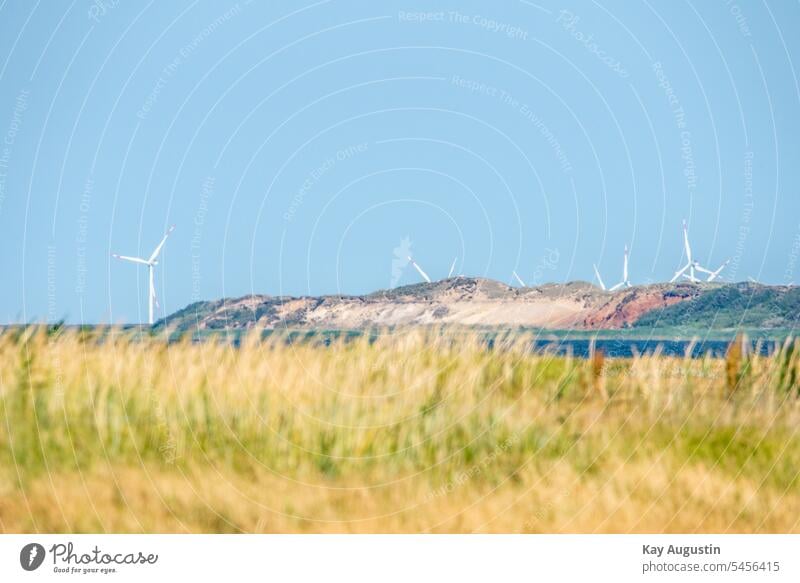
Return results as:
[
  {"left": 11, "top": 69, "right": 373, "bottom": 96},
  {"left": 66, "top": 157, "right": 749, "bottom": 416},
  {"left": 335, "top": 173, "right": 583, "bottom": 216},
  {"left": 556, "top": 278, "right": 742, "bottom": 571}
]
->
[
  {"left": 407, "top": 255, "right": 431, "bottom": 283},
  {"left": 512, "top": 270, "right": 526, "bottom": 287},
  {"left": 670, "top": 219, "right": 727, "bottom": 283},
  {"left": 671, "top": 219, "right": 701, "bottom": 283},
  {"left": 608, "top": 245, "right": 632, "bottom": 291},
  {"left": 112, "top": 225, "right": 175, "bottom": 325}
]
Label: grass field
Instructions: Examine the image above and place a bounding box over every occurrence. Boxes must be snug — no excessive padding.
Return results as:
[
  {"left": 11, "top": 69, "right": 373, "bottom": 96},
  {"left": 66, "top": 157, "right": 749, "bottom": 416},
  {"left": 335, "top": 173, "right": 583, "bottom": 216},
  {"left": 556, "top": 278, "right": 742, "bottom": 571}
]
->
[{"left": 1, "top": 326, "right": 799, "bottom": 533}]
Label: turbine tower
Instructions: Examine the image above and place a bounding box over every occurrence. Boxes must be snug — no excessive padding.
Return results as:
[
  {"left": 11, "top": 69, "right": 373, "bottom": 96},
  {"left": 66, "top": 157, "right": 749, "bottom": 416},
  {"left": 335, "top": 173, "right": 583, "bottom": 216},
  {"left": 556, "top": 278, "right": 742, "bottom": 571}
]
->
[
  {"left": 407, "top": 256, "right": 431, "bottom": 283},
  {"left": 609, "top": 245, "right": 632, "bottom": 291},
  {"left": 112, "top": 225, "right": 175, "bottom": 325}
]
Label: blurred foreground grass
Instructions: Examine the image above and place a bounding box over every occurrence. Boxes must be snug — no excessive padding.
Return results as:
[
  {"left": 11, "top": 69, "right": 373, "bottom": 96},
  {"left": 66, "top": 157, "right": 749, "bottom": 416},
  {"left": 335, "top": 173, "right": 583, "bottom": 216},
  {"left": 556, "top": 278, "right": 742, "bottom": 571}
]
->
[{"left": 1, "top": 327, "right": 799, "bottom": 533}]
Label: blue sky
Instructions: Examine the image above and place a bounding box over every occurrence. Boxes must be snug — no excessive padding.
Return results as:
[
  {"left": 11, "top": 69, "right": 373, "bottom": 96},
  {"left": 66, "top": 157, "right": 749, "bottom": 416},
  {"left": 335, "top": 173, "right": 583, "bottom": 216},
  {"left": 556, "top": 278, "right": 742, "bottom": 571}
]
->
[{"left": 0, "top": 0, "right": 798, "bottom": 323}]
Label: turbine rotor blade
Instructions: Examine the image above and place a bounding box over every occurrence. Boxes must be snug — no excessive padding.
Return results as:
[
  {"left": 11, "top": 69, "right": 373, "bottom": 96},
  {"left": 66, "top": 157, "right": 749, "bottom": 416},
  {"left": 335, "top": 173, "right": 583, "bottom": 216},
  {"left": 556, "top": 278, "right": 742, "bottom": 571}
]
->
[
  {"left": 593, "top": 264, "right": 606, "bottom": 291},
  {"left": 448, "top": 258, "right": 457, "bottom": 278},
  {"left": 707, "top": 259, "right": 730, "bottom": 281},
  {"left": 512, "top": 271, "right": 526, "bottom": 287},
  {"left": 148, "top": 224, "right": 176, "bottom": 263},
  {"left": 670, "top": 263, "right": 690, "bottom": 283},
  {"left": 609, "top": 282, "right": 623, "bottom": 291},
  {"left": 407, "top": 256, "right": 431, "bottom": 283},
  {"left": 112, "top": 254, "right": 149, "bottom": 265}
]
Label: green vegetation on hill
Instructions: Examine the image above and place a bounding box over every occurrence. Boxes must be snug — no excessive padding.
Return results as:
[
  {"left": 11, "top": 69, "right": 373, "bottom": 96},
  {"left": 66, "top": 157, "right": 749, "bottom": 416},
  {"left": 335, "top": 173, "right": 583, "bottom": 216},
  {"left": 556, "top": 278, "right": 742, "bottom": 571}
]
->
[
  {"left": 155, "top": 299, "right": 220, "bottom": 331},
  {"left": 633, "top": 283, "right": 800, "bottom": 330}
]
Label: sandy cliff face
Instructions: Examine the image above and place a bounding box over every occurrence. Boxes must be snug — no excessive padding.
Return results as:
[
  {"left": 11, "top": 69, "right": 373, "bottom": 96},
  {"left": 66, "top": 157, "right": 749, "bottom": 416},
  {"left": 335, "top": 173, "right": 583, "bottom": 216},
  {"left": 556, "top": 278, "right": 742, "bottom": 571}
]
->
[
  {"left": 162, "top": 277, "right": 716, "bottom": 331},
  {"left": 580, "top": 285, "right": 703, "bottom": 329}
]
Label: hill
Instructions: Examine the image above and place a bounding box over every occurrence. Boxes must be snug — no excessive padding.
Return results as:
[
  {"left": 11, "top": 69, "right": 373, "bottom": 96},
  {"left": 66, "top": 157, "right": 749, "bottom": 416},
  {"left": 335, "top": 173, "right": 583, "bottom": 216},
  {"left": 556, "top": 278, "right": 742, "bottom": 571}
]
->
[{"left": 156, "top": 278, "right": 798, "bottom": 333}]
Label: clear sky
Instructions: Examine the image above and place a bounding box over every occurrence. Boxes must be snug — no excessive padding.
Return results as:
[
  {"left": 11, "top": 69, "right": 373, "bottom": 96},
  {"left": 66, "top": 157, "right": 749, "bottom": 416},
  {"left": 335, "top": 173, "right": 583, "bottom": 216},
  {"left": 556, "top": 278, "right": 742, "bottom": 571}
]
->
[{"left": 0, "top": 0, "right": 798, "bottom": 324}]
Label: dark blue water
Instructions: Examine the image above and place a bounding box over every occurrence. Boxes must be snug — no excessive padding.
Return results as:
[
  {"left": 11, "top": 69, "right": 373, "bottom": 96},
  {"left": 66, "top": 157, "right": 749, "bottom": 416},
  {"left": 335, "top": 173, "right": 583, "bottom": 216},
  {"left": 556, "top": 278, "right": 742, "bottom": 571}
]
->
[
  {"left": 528, "top": 338, "right": 779, "bottom": 358},
  {"left": 213, "top": 330, "right": 781, "bottom": 358}
]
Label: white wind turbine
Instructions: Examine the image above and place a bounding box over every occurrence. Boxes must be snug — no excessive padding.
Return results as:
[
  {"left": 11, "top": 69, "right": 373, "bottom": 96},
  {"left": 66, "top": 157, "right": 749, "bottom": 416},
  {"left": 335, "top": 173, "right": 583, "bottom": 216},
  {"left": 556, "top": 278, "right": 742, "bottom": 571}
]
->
[
  {"left": 671, "top": 219, "right": 700, "bottom": 283},
  {"left": 407, "top": 255, "right": 431, "bottom": 283},
  {"left": 670, "top": 219, "right": 727, "bottom": 283},
  {"left": 512, "top": 270, "right": 526, "bottom": 287},
  {"left": 112, "top": 225, "right": 175, "bottom": 325}
]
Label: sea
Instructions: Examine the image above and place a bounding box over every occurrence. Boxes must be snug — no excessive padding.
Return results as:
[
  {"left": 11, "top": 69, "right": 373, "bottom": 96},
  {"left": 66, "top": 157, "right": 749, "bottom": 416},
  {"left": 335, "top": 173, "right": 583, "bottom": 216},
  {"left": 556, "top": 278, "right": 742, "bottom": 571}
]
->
[
  {"left": 233, "top": 329, "right": 783, "bottom": 359},
  {"left": 526, "top": 338, "right": 779, "bottom": 358}
]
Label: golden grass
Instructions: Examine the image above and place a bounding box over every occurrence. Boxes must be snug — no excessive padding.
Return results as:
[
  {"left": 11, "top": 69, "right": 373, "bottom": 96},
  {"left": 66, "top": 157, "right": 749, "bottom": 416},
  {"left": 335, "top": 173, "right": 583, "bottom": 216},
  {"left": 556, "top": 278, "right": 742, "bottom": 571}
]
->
[{"left": 1, "top": 327, "right": 799, "bottom": 533}]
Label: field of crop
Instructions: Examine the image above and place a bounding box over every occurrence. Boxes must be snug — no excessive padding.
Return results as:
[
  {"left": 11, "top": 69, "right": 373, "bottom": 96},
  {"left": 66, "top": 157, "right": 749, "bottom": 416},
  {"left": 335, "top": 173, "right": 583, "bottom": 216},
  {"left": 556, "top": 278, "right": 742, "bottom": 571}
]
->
[{"left": 1, "top": 326, "right": 799, "bottom": 533}]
